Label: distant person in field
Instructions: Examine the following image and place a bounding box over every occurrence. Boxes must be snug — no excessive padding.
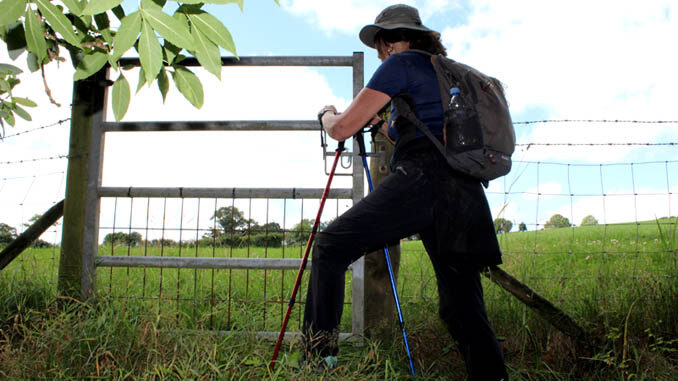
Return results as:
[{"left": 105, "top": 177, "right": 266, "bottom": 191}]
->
[{"left": 303, "top": 4, "right": 508, "bottom": 380}]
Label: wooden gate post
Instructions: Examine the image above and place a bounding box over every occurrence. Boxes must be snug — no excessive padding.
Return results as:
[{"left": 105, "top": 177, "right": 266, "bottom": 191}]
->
[
  {"left": 364, "top": 134, "right": 402, "bottom": 340},
  {"left": 58, "top": 68, "right": 108, "bottom": 300}
]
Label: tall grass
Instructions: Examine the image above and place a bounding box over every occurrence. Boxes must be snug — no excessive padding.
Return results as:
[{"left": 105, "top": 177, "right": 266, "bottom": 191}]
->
[{"left": 1, "top": 219, "right": 676, "bottom": 379}]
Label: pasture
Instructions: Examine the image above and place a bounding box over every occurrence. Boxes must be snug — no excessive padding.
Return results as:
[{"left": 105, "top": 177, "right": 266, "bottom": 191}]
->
[{"left": 1, "top": 218, "right": 676, "bottom": 379}]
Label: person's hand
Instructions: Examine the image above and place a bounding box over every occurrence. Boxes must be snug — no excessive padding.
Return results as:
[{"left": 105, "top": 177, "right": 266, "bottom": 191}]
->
[
  {"left": 368, "top": 114, "right": 382, "bottom": 127},
  {"left": 317, "top": 105, "right": 338, "bottom": 125}
]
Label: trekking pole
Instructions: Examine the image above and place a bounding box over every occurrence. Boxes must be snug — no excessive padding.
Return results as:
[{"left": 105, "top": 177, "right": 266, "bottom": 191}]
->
[
  {"left": 269, "top": 121, "right": 345, "bottom": 373},
  {"left": 355, "top": 130, "right": 416, "bottom": 378}
]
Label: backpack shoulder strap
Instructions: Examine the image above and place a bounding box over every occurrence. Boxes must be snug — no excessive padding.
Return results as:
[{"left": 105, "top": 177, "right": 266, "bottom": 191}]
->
[{"left": 391, "top": 96, "right": 447, "bottom": 157}]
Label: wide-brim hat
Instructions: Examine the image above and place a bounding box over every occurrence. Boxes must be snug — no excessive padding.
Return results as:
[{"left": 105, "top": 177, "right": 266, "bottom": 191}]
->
[{"left": 359, "top": 4, "right": 439, "bottom": 48}]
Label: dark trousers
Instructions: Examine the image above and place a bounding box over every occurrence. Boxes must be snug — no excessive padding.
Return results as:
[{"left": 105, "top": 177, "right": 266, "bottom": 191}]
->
[{"left": 302, "top": 153, "right": 508, "bottom": 380}]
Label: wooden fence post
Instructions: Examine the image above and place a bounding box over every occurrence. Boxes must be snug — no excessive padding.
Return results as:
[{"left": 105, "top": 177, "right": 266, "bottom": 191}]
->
[
  {"left": 58, "top": 68, "right": 108, "bottom": 300},
  {"left": 364, "top": 134, "right": 401, "bottom": 340},
  {"left": 0, "top": 200, "right": 64, "bottom": 270}
]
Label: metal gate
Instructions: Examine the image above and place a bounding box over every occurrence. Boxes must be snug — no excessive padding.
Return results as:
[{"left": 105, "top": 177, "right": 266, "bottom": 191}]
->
[{"left": 77, "top": 53, "right": 365, "bottom": 340}]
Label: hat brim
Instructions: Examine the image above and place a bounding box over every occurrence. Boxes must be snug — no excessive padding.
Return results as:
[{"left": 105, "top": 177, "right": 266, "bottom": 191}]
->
[{"left": 359, "top": 23, "right": 438, "bottom": 49}]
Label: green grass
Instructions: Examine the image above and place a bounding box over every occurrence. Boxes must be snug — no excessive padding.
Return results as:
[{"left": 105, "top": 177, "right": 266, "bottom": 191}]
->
[{"left": 1, "top": 218, "right": 677, "bottom": 379}]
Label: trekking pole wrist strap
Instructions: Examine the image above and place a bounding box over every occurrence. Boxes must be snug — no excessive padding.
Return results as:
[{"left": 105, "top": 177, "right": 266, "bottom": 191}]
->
[{"left": 317, "top": 109, "right": 335, "bottom": 125}]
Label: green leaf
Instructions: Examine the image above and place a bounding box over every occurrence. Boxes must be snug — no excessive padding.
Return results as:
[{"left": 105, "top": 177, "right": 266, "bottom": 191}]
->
[
  {"left": 5, "top": 22, "right": 27, "bottom": 60},
  {"left": 162, "top": 40, "right": 181, "bottom": 65},
  {"left": 0, "top": 0, "right": 26, "bottom": 27},
  {"left": 111, "top": 5, "right": 126, "bottom": 21},
  {"left": 61, "top": 0, "right": 83, "bottom": 15},
  {"left": 141, "top": 8, "right": 193, "bottom": 50},
  {"left": 112, "top": 11, "right": 141, "bottom": 61},
  {"left": 190, "top": 26, "right": 221, "bottom": 79},
  {"left": 24, "top": 9, "right": 47, "bottom": 63},
  {"left": 140, "top": 0, "right": 165, "bottom": 11},
  {"left": 136, "top": 67, "right": 146, "bottom": 93},
  {"left": 107, "top": 55, "right": 118, "bottom": 71},
  {"left": 73, "top": 50, "right": 108, "bottom": 81},
  {"left": 190, "top": 12, "right": 237, "bottom": 57},
  {"left": 12, "top": 103, "right": 31, "bottom": 121},
  {"left": 6, "top": 77, "right": 19, "bottom": 89},
  {"left": 112, "top": 73, "right": 130, "bottom": 121},
  {"left": 174, "top": 0, "right": 243, "bottom": 11},
  {"left": 26, "top": 52, "right": 40, "bottom": 72},
  {"left": 35, "top": 0, "right": 81, "bottom": 47},
  {"left": 72, "top": 14, "right": 91, "bottom": 36},
  {"left": 172, "top": 66, "right": 203, "bottom": 108},
  {"left": 94, "top": 12, "right": 110, "bottom": 30},
  {"left": 138, "top": 20, "right": 162, "bottom": 84},
  {"left": 0, "top": 79, "right": 9, "bottom": 92},
  {"left": 13, "top": 97, "right": 37, "bottom": 107},
  {"left": 157, "top": 67, "right": 169, "bottom": 102},
  {"left": 3, "top": 108, "right": 15, "bottom": 126},
  {"left": 0, "top": 64, "right": 23, "bottom": 75},
  {"left": 98, "top": 18, "right": 114, "bottom": 44},
  {"left": 82, "top": 0, "right": 124, "bottom": 16}
]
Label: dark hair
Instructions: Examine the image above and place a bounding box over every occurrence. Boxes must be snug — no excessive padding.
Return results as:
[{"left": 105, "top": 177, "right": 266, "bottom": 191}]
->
[{"left": 374, "top": 28, "right": 447, "bottom": 56}]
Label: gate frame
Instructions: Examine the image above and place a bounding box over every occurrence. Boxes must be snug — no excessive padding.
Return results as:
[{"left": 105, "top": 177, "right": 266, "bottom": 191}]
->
[{"left": 62, "top": 53, "right": 367, "bottom": 339}]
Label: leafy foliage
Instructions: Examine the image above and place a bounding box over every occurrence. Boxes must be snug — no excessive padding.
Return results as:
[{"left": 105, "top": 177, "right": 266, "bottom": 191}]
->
[
  {"left": 518, "top": 222, "right": 527, "bottom": 232},
  {"left": 0, "top": 0, "right": 276, "bottom": 123},
  {"left": 102, "top": 231, "right": 143, "bottom": 247},
  {"left": 0, "top": 222, "right": 18, "bottom": 247},
  {"left": 287, "top": 218, "right": 313, "bottom": 246},
  {"left": 494, "top": 218, "right": 513, "bottom": 234},
  {"left": 544, "top": 213, "right": 572, "bottom": 229},
  {"left": 211, "top": 206, "right": 249, "bottom": 234},
  {"left": 580, "top": 215, "right": 599, "bottom": 226},
  {"left": 0, "top": 63, "right": 36, "bottom": 136}
]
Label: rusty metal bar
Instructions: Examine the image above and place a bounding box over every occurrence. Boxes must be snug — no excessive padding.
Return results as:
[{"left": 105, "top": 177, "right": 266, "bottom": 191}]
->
[
  {"left": 98, "top": 187, "right": 353, "bottom": 199},
  {"left": 102, "top": 120, "right": 320, "bottom": 132},
  {"left": 118, "top": 56, "right": 354, "bottom": 67},
  {"left": 96, "top": 256, "right": 311, "bottom": 270}
]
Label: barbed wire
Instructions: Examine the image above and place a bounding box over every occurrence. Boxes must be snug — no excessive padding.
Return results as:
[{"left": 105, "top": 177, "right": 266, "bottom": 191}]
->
[
  {"left": 517, "top": 142, "right": 677, "bottom": 147},
  {"left": 514, "top": 119, "right": 678, "bottom": 125},
  {"left": 0, "top": 171, "right": 65, "bottom": 181},
  {"left": 0, "top": 118, "right": 71, "bottom": 140},
  {"left": 0, "top": 119, "right": 676, "bottom": 166},
  {"left": 486, "top": 190, "right": 673, "bottom": 197},
  {"left": 512, "top": 159, "right": 678, "bottom": 167},
  {"left": 0, "top": 152, "right": 86, "bottom": 165}
]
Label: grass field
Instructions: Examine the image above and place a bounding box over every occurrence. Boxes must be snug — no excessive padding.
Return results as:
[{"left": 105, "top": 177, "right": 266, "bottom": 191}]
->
[{"left": 1, "top": 218, "right": 676, "bottom": 379}]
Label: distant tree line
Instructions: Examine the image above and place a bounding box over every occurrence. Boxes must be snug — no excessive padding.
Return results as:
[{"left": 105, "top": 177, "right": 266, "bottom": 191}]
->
[
  {"left": 494, "top": 213, "right": 600, "bottom": 234},
  {"left": 0, "top": 216, "right": 55, "bottom": 248},
  {"left": 100, "top": 206, "right": 330, "bottom": 248}
]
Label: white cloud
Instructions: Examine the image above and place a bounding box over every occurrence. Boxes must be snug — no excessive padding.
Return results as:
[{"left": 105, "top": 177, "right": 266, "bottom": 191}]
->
[
  {"left": 279, "top": 0, "right": 458, "bottom": 36},
  {"left": 0, "top": 49, "right": 73, "bottom": 237},
  {"left": 104, "top": 65, "right": 352, "bottom": 189},
  {"left": 521, "top": 181, "right": 562, "bottom": 201},
  {"left": 1, "top": 46, "right": 355, "bottom": 240},
  {"left": 548, "top": 185, "right": 678, "bottom": 227},
  {"left": 440, "top": 0, "right": 678, "bottom": 162}
]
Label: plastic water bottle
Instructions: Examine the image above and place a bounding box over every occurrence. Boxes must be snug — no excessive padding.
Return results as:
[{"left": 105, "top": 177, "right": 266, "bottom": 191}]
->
[
  {"left": 446, "top": 87, "right": 479, "bottom": 148},
  {"left": 448, "top": 87, "right": 464, "bottom": 114}
]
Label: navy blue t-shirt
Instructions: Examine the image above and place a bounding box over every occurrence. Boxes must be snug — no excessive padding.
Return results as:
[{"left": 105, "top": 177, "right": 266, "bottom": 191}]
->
[{"left": 366, "top": 51, "right": 444, "bottom": 142}]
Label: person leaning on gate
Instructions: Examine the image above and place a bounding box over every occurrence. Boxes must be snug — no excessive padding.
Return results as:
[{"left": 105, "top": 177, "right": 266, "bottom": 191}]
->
[{"left": 303, "top": 4, "right": 508, "bottom": 380}]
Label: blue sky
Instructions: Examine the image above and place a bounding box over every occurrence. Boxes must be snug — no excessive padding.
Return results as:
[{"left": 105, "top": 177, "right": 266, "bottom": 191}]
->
[{"left": 1, "top": 0, "right": 677, "bottom": 241}]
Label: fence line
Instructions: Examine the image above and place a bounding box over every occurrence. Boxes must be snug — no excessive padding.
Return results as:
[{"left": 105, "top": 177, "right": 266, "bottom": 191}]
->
[
  {"left": 1, "top": 117, "right": 676, "bottom": 334},
  {"left": 513, "top": 119, "right": 678, "bottom": 125},
  {"left": 517, "top": 142, "right": 676, "bottom": 147},
  {"left": 0, "top": 118, "right": 71, "bottom": 140}
]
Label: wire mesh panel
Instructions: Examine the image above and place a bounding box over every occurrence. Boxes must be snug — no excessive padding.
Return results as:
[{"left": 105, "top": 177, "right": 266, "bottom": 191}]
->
[
  {"left": 96, "top": 195, "right": 355, "bottom": 333},
  {"left": 77, "top": 54, "right": 366, "bottom": 339},
  {"left": 398, "top": 157, "right": 677, "bottom": 318}
]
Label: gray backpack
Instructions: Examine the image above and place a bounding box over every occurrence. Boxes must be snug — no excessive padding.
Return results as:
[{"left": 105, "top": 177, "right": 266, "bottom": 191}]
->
[{"left": 392, "top": 52, "right": 515, "bottom": 185}]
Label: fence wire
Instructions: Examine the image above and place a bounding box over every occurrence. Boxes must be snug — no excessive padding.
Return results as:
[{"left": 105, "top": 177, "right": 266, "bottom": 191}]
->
[{"left": 1, "top": 118, "right": 677, "bottom": 332}]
